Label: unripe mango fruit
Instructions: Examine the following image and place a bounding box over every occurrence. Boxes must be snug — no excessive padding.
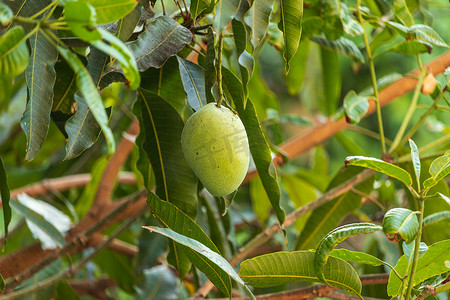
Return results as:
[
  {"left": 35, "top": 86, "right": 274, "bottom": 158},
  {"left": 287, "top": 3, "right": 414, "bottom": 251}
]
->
[{"left": 181, "top": 103, "right": 250, "bottom": 197}]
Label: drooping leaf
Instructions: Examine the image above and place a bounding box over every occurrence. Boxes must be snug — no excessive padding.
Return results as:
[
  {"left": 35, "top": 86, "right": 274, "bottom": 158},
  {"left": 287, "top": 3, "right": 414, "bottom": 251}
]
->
[
  {"left": 343, "top": 90, "right": 369, "bottom": 124},
  {"left": 54, "top": 280, "right": 80, "bottom": 300},
  {"left": 285, "top": 38, "right": 310, "bottom": 95},
  {"left": 143, "top": 226, "right": 252, "bottom": 299},
  {"left": 239, "top": 251, "right": 362, "bottom": 297},
  {"left": 11, "top": 194, "right": 71, "bottom": 249},
  {"left": 222, "top": 67, "right": 286, "bottom": 226},
  {"left": 191, "top": 0, "right": 211, "bottom": 20},
  {"left": 21, "top": 30, "right": 58, "bottom": 161},
  {"left": 314, "top": 223, "right": 382, "bottom": 283},
  {"left": 0, "top": 2, "right": 13, "bottom": 26},
  {"left": 80, "top": 0, "right": 138, "bottom": 24},
  {"left": 177, "top": 56, "right": 206, "bottom": 111},
  {"left": 244, "top": 0, "right": 274, "bottom": 49},
  {"left": 128, "top": 16, "right": 192, "bottom": 71},
  {"left": 250, "top": 176, "right": 271, "bottom": 225},
  {"left": 345, "top": 156, "right": 413, "bottom": 187},
  {"left": 409, "top": 24, "right": 448, "bottom": 48},
  {"left": 388, "top": 40, "right": 432, "bottom": 56},
  {"left": 408, "top": 138, "right": 421, "bottom": 191},
  {"left": 138, "top": 90, "right": 198, "bottom": 217},
  {"left": 278, "top": 0, "right": 303, "bottom": 73},
  {"left": 213, "top": 0, "right": 241, "bottom": 34},
  {"left": 0, "top": 158, "right": 11, "bottom": 243},
  {"left": 423, "top": 211, "right": 450, "bottom": 226},
  {"left": 330, "top": 248, "right": 388, "bottom": 267},
  {"left": 339, "top": 3, "right": 363, "bottom": 36},
  {"left": 335, "top": 132, "right": 366, "bottom": 156},
  {"left": 311, "top": 36, "right": 364, "bottom": 63},
  {"left": 115, "top": 2, "right": 141, "bottom": 42},
  {"left": 0, "top": 26, "right": 30, "bottom": 78},
  {"left": 204, "top": 28, "right": 216, "bottom": 103},
  {"left": 382, "top": 208, "right": 419, "bottom": 243},
  {"left": 388, "top": 239, "right": 450, "bottom": 296},
  {"left": 321, "top": 47, "right": 341, "bottom": 116},
  {"left": 57, "top": 46, "right": 115, "bottom": 156},
  {"left": 393, "top": 0, "right": 414, "bottom": 26},
  {"left": 423, "top": 152, "right": 450, "bottom": 189}
]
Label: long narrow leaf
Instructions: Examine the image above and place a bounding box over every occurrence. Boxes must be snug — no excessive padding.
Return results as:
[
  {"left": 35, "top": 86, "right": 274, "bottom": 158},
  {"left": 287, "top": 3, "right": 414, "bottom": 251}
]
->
[
  {"left": 0, "top": 158, "right": 11, "bottom": 243},
  {"left": 423, "top": 211, "right": 450, "bottom": 226},
  {"left": 314, "top": 223, "right": 382, "bottom": 284},
  {"left": 244, "top": 0, "right": 274, "bottom": 49},
  {"left": 311, "top": 36, "right": 364, "bottom": 63},
  {"left": 177, "top": 56, "right": 206, "bottom": 111},
  {"left": 345, "top": 156, "right": 412, "bottom": 187},
  {"left": 278, "top": 0, "right": 303, "bottom": 73},
  {"left": 408, "top": 138, "right": 421, "bottom": 191},
  {"left": 213, "top": 0, "right": 241, "bottom": 34}
]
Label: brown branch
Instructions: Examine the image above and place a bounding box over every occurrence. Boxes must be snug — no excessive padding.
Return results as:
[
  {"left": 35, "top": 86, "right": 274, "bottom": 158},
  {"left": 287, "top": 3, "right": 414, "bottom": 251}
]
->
[
  {"left": 244, "top": 50, "right": 450, "bottom": 183},
  {"left": 70, "top": 277, "right": 117, "bottom": 300}
]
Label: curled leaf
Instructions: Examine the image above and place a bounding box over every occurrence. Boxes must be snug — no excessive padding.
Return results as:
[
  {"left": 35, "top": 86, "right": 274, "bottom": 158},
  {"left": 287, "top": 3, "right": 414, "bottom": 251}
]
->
[{"left": 382, "top": 208, "right": 419, "bottom": 243}]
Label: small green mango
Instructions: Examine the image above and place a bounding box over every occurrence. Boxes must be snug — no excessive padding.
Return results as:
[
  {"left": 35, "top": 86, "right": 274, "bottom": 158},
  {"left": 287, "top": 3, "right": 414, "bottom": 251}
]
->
[{"left": 181, "top": 103, "right": 250, "bottom": 197}]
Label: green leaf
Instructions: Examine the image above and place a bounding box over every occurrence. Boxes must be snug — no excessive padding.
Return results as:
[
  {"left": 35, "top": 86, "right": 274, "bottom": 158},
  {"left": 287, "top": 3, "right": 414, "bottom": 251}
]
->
[
  {"left": 138, "top": 90, "right": 198, "bottom": 217},
  {"left": 213, "top": 0, "right": 241, "bottom": 34},
  {"left": 239, "top": 251, "right": 362, "bottom": 297},
  {"left": 409, "top": 24, "right": 448, "bottom": 48},
  {"left": 93, "top": 28, "right": 140, "bottom": 89},
  {"left": 393, "top": 0, "right": 414, "bottom": 26},
  {"left": 285, "top": 38, "right": 310, "bottom": 95},
  {"left": 191, "top": 0, "right": 211, "bottom": 20},
  {"left": 244, "top": 0, "right": 274, "bottom": 49},
  {"left": 52, "top": 59, "right": 77, "bottom": 114},
  {"left": 0, "top": 273, "right": 4, "bottom": 293},
  {"left": 311, "top": 36, "right": 364, "bottom": 63},
  {"left": 81, "top": 0, "right": 138, "bottom": 24},
  {"left": 278, "top": 0, "right": 303, "bottom": 74},
  {"left": 382, "top": 208, "right": 419, "bottom": 243},
  {"left": 54, "top": 280, "right": 80, "bottom": 300},
  {"left": 0, "top": 2, "right": 13, "bottom": 26},
  {"left": 65, "top": 1, "right": 102, "bottom": 42},
  {"left": 314, "top": 223, "right": 382, "bottom": 283},
  {"left": 321, "top": 47, "right": 341, "bottom": 116},
  {"left": 250, "top": 176, "right": 271, "bottom": 225},
  {"left": 135, "top": 265, "right": 181, "bottom": 300},
  {"left": 424, "top": 152, "right": 450, "bottom": 189},
  {"left": 438, "top": 192, "right": 450, "bottom": 205},
  {"left": 222, "top": 67, "right": 286, "bottom": 226},
  {"left": 330, "top": 248, "right": 388, "bottom": 267},
  {"left": 423, "top": 211, "right": 450, "bottom": 226},
  {"left": 115, "top": 2, "right": 141, "bottom": 42},
  {"left": 343, "top": 90, "right": 369, "bottom": 124},
  {"left": 388, "top": 239, "right": 450, "bottom": 296},
  {"left": 0, "top": 157, "right": 11, "bottom": 243},
  {"left": 0, "top": 26, "right": 30, "bottom": 78},
  {"left": 339, "top": 3, "right": 363, "bottom": 36},
  {"left": 345, "top": 156, "right": 413, "bottom": 187},
  {"left": 177, "top": 56, "right": 206, "bottom": 111},
  {"left": 143, "top": 226, "right": 250, "bottom": 299},
  {"left": 335, "top": 132, "right": 366, "bottom": 156},
  {"left": 321, "top": 0, "right": 342, "bottom": 40},
  {"left": 21, "top": 30, "right": 58, "bottom": 161},
  {"left": 11, "top": 194, "right": 71, "bottom": 249},
  {"left": 147, "top": 193, "right": 230, "bottom": 288},
  {"left": 408, "top": 138, "right": 421, "bottom": 191},
  {"left": 128, "top": 16, "right": 192, "bottom": 71},
  {"left": 204, "top": 28, "right": 216, "bottom": 103},
  {"left": 360, "top": 73, "right": 403, "bottom": 96},
  {"left": 296, "top": 166, "right": 373, "bottom": 250},
  {"left": 388, "top": 40, "right": 432, "bottom": 56},
  {"left": 57, "top": 46, "right": 115, "bottom": 156}
]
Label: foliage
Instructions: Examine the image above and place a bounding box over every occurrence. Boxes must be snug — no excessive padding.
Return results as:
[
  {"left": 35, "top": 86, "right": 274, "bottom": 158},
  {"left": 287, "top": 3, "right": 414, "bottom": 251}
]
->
[{"left": 0, "top": 0, "right": 449, "bottom": 299}]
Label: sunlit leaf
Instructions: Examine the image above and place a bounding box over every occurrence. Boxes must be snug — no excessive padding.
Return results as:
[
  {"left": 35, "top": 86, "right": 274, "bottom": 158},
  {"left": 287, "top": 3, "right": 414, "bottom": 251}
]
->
[
  {"left": 0, "top": 2, "right": 13, "bottom": 26},
  {"left": 388, "top": 239, "right": 450, "bottom": 296},
  {"left": 311, "top": 36, "right": 364, "bottom": 63},
  {"left": 244, "top": 0, "right": 274, "bottom": 49},
  {"left": 409, "top": 24, "right": 448, "bottom": 48},
  {"left": 339, "top": 3, "right": 363, "bottom": 36},
  {"left": 388, "top": 40, "right": 432, "bottom": 55},
  {"left": 438, "top": 192, "right": 450, "bottom": 205},
  {"left": 393, "top": 0, "right": 414, "bottom": 26},
  {"left": 345, "top": 156, "right": 412, "bottom": 187},
  {"left": 213, "top": 0, "right": 240, "bottom": 34},
  {"left": 191, "top": 0, "right": 211, "bottom": 20},
  {"left": 128, "top": 16, "right": 192, "bottom": 71},
  {"left": 222, "top": 67, "right": 286, "bottom": 226},
  {"left": 21, "top": 30, "right": 58, "bottom": 161},
  {"left": 278, "top": 0, "right": 303, "bottom": 73},
  {"left": 177, "top": 56, "right": 206, "bottom": 111},
  {"left": 424, "top": 152, "right": 450, "bottom": 189},
  {"left": 382, "top": 208, "right": 419, "bottom": 244},
  {"left": 314, "top": 223, "right": 381, "bottom": 283},
  {"left": 65, "top": 1, "right": 102, "bottom": 42},
  {"left": 408, "top": 138, "right": 421, "bottom": 190},
  {"left": 0, "top": 26, "right": 29, "bottom": 78},
  {"left": 343, "top": 90, "right": 369, "bottom": 124},
  {"left": 330, "top": 248, "right": 388, "bottom": 267},
  {"left": 423, "top": 211, "right": 450, "bottom": 226},
  {"left": 0, "top": 158, "right": 11, "bottom": 243},
  {"left": 81, "top": 0, "right": 138, "bottom": 24},
  {"left": 239, "top": 251, "right": 362, "bottom": 297}
]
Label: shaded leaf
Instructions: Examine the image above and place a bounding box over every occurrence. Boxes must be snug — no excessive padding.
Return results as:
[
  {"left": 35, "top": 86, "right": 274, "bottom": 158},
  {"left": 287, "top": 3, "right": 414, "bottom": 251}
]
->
[
  {"left": 213, "top": 0, "right": 241, "bottom": 34},
  {"left": 278, "top": 0, "right": 303, "bottom": 73},
  {"left": 330, "top": 248, "right": 388, "bottom": 267},
  {"left": 115, "top": 2, "right": 141, "bottom": 42},
  {"left": 382, "top": 208, "right": 419, "bottom": 243},
  {"left": 0, "top": 26, "right": 29, "bottom": 78},
  {"left": 388, "top": 40, "right": 432, "bottom": 55},
  {"left": 250, "top": 176, "right": 271, "bottom": 224},
  {"left": 343, "top": 90, "right": 369, "bottom": 124},
  {"left": 54, "top": 280, "right": 81, "bottom": 300},
  {"left": 244, "top": 0, "right": 274, "bottom": 49},
  {"left": 0, "top": 274, "right": 4, "bottom": 293},
  {"left": 135, "top": 265, "right": 181, "bottom": 300},
  {"left": 222, "top": 67, "right": 286, "bottom": 226},
  {"left": 12, "top": 194, "right": 71, "bottom": 249},
  {"left": 408, "top": 138, "right": 421, "bottom": 190},
  {"left": 311, "top": 36, "right": 364, "bottom": 63},
  {"left": 204, "top": 28, "right": 216, "bottom": 103},
  {"left": 177, "top": 56, "right": 206, "bottom": 111},
  {"left": 191, "top": 0, "right": 212, "bottom": 20},
  {"left": 21, "top": 30, "right": 58, "bottom": 161},
  {"left": 138, "top": 90, "right": 197, "bottom": 217},
  {"left": 393, "top": 0, "right": 414, "bottom": 26},
  {"left": 314, "top": 223, "right": 382, "bottom": 283},
  {"left": 128, "top": 16, "right": 192, "bottom": 71},
  {"left": 345, "top": 156, "right": 412, "bottom": 186},
  {"left": 285, "top": 38, "right": 310, "bottom": 95},
  {"left": 0, "top": 2, "right": 13, "bottom": 26},
  {"left": 82, "top": 0, "right": 138, "bottom": 24},
  {"left": 321, "top": 47, "right": 341, "bottom": 116},
  {"left": 335, "top": 132, "right": 366, "bottom": 156},
  {"left": 0, "top": 158, "right": 11, "bottom": 243},
  {"left": 388, "top": 239, "right": 450, "bottom": 296},
  {"left": 424, "top": 152, "right": 450, "bottom": 189},
  {"left": 52, "top": 59, "right": 77, "bottom": 114},
  {"left": 423, "top": 211, "right": 450, "bottom": 227},
  {"left": 239, "top": 251, "right": 362, "bottom": 297},
  {"left": 402, "top": 241, "right": 428, "bottom": 260}
]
